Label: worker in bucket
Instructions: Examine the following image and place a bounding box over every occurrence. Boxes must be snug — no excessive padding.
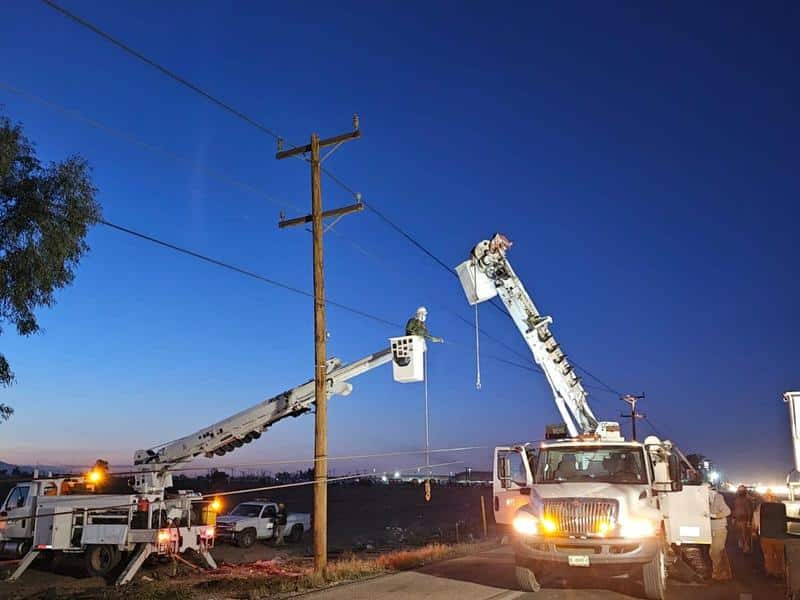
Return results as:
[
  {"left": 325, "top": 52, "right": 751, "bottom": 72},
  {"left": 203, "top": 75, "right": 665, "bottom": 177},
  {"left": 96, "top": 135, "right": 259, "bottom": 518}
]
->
[
  {"left": 708, "top": 484, "right": 732, "bottom": 581},
  {"left": 405, "top": 306, "right": 443, "bottom": 343}
]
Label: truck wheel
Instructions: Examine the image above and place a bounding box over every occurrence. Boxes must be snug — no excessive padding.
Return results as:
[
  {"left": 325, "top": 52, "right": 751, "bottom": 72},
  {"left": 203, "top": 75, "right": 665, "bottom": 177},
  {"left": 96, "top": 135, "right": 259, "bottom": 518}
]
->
[
  {"left": 288, "top": 524, "right": 304, "bottom": 543},
  {"left": 642, "top": 547, "right": 667, "bottom": 600},
  {"left": 85, "top": 544, "right": 121, "bottom": 577},
  {"left": 515, "top": 565, "right": 541, "bottom": 592},
  {"left": 236, "top": 528, "right": 256, "bottom": 548}
]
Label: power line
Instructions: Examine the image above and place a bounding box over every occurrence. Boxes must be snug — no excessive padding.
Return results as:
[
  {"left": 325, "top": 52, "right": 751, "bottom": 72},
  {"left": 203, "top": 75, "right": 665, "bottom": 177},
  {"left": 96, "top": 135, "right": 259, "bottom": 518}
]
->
[
  {"left": 2, "top": 81, "right": 523, "bottom": 360},
  {"left": 0, "top": 80, "right": 297, "bottom": 213},
  {"left": 1, "top": 445, "right": 489, "bottom": 482},
  {"left": 207, "top": 461, "right": 463, "bottom": 500},
  {"left": 0, "top": 460, "right": 464, "bottom": 525},
  {"left": 95, "top": 217, "right": 556, "bottom": 379},
  {"left": 37, "top": 1, "right": 626, "bottom": 397},
  {"left": 40, "top": 0, "right": 284, "bottom": 143},
  {"left": 99, "top": 219, "right": 401, "bottom": 330}
]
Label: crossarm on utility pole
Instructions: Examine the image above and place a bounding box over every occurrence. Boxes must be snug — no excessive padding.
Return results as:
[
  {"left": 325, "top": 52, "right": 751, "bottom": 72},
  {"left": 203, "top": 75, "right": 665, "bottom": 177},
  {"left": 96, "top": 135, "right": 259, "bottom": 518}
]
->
[
  {"left": 278, "top": 202, "right": 363, "bottom": 229},
  {"left": 275, "top": 130, "right": 361, "bottom": 160}
]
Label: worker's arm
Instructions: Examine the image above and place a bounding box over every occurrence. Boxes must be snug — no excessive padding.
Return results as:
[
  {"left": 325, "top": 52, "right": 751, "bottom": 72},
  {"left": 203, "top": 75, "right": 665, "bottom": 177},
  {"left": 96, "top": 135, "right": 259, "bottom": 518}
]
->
[
  {"left": 712, "top": 493, "right": 731, "bottom": 519},
  {"left": 406, "top": 319, "right": 443, "bottom": 343}
]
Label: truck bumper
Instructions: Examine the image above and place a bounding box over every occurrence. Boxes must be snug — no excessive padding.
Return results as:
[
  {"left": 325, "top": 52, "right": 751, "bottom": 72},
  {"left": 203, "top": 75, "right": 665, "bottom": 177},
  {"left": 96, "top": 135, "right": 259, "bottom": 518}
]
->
[
  {"left": 513, "top": 534, "right": 660, "bottom": 575},
  {"left": 215, "top": 529, "right": 236, "bottom": 543}
]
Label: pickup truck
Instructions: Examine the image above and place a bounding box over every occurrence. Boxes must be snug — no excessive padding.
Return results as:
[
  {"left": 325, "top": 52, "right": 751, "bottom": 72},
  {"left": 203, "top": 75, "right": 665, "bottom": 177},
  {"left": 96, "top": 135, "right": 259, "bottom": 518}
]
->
[{"left": 215, "top": 500, "right": 310, "bottom": 547}]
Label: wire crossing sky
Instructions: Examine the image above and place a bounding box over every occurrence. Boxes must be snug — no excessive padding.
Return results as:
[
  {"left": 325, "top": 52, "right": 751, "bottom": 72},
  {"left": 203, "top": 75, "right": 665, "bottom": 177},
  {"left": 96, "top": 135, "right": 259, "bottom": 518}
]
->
[{"left": 0, "top": 1, "right": 798, "bottom": 483}]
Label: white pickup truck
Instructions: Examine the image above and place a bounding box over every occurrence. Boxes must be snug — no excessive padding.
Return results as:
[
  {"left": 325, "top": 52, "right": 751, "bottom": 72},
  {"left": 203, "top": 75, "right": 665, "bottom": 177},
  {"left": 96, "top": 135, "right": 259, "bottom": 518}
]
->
[{"left": 215, "top": 500, "right": 310, "bottom": 547}]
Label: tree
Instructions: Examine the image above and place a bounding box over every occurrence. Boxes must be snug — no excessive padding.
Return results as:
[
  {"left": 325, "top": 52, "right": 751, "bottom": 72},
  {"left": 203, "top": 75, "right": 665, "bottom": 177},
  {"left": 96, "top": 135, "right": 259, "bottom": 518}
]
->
[{"left": 0, "top": 114, "right": 101, "bottom": 421}]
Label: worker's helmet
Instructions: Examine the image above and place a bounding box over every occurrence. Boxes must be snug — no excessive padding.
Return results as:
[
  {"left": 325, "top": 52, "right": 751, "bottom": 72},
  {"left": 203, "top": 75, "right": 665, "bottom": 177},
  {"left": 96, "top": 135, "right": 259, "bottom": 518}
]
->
[{"left": 416, "top": 306, "right": 428, "bottom": 321}]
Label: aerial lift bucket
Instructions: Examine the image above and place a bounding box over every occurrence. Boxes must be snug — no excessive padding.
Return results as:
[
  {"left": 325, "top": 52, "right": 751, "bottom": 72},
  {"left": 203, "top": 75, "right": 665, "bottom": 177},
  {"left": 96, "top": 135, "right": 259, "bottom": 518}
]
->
[
  {"left": 390, "top": 336, "right": 426, "bottom": 383},
  {"left": 456, "top": 260, "right": 498, "bottom": 305}
]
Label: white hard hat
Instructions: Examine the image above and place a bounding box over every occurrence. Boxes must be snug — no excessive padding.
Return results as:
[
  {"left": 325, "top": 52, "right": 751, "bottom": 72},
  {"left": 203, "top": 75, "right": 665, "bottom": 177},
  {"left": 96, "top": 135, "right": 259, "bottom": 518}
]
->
[{"left": 416, "top": 306, "right": 428, "bottom": 315}]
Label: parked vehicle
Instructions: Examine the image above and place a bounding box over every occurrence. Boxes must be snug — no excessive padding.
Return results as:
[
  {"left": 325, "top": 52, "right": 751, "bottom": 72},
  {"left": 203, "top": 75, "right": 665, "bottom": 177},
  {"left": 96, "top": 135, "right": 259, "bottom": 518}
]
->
[{"left": 216, "top": 500, "right": 310, "bottom": 547}]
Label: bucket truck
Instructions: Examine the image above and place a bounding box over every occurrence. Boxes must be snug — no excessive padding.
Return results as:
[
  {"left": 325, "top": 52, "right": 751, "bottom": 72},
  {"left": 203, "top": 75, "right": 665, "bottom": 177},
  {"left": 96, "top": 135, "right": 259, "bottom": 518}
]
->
[
  {"left": 0, "top": 336, "right": 425, "bottom": 585},
  {"left": 457, "top": 234, "right": 711, "bottom": 599}
]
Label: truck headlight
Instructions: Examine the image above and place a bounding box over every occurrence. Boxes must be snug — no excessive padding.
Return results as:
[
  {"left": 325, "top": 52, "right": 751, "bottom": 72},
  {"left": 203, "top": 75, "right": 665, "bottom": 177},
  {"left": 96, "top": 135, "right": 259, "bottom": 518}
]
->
[
  {"left": 513, "top": 512, "right": 539, "bottom": 536},
  {"left": 620, "top": 518, "right": 657, "bottom": 538}
]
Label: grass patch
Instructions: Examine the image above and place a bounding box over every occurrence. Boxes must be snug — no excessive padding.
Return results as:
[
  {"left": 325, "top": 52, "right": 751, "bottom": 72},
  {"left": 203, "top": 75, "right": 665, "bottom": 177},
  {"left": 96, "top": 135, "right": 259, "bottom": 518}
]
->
[{"left": 48, "top": 541, "right": 496, "bottom": 599}]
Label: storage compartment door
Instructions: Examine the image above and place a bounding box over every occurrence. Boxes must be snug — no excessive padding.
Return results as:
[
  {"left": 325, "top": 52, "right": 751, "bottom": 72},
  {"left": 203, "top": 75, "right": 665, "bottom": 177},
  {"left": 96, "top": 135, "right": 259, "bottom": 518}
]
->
[{"left": 660, "top": 485, "right": 712, "bottom": 545}]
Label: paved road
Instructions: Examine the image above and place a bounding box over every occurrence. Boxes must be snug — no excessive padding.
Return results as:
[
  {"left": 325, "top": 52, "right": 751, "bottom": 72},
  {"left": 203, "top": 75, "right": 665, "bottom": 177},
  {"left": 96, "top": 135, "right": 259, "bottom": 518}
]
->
[{"left": 304, "top": 545, "right": 785, "bottom": 600}]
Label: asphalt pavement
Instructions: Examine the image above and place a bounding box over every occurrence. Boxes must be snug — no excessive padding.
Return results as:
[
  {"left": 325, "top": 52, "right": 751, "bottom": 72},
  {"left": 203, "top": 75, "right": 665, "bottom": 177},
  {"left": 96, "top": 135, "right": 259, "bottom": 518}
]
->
[{"left": 303, "top": 544, "right": 785, "bottom": 600}]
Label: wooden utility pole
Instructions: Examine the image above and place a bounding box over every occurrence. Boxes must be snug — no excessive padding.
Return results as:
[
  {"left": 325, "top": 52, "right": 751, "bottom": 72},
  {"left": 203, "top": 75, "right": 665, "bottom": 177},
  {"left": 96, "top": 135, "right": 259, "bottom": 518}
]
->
[
  {"left": 276, "top": 118, "right": 362, "bottom": 574},
  {"left": 620, "top": 393, "right": 645, "bottom": 441}
]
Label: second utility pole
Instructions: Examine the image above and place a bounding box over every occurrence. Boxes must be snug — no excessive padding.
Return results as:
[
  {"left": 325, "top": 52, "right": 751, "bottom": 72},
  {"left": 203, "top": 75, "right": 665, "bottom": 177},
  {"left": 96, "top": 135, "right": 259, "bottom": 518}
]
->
[
  {"left": 620, "top": 393, "right": 645, "bottom": 441},
  {"left": 276, "top": 117, "right": 362, "bottom": 574}
]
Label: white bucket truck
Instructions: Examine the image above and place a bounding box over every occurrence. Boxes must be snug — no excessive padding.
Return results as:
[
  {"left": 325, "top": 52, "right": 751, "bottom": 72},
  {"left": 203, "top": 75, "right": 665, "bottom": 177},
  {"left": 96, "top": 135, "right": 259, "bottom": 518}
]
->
[
  {"left": 1, "top": 338, "right": 425, "bottom": 584},
  {"left": 457, "top": 234, "right": 711, "bottom": 599}
]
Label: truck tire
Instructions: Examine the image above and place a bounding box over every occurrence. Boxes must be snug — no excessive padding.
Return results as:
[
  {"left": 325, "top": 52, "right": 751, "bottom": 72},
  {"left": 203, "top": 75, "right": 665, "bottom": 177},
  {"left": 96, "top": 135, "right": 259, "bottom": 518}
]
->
[
  {"left": 515, "top": 565, "right": 541, "bottom": 592},
  {"left": 236, "top": 528, "right": 256, "bottom": 548},
  {"left": 85, "top": 544, "right": 121, "bottom": 577},
  {"left": 642, "top": 547, "right": 667, "bottom": 600},
  {"left": 288, "top": 524, "right": 304, "bottom": 544}
]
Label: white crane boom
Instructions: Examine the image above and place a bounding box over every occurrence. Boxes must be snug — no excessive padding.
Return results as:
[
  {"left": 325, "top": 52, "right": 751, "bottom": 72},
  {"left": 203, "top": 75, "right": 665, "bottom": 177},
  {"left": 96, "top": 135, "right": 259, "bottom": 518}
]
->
[
  {"left": 133, "top": 346, "right": 406, "bottom": 493},
  {"left": 457, "top": 234, "right": 599, "bottom": 437}
]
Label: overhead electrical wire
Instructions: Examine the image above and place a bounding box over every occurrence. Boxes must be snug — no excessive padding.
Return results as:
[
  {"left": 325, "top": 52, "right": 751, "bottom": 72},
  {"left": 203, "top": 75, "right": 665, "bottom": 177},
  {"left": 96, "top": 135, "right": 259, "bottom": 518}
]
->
[
  {"left": 38, "top": 0, "right": 628, "bottom": 400},
  {"left": 40, "top": 0, "right": 284, "bottom": 143},
  {"left": 95, "top": 217, "right": 556, "bottom": 380},
  {"left": 0, "top": 81, "right": 533, "bottom": 367},
  {"left": 99, "top": 219, "right": 402, "bottom": 330},
  {"left": 0, "top": 445, "right": 490, "bottom": 483},
  {"left": 206, "top": 461, "right": 463, "bottom": 500},
  {"left": 0, "top": 460, "right": 465, "bottom": 524}
]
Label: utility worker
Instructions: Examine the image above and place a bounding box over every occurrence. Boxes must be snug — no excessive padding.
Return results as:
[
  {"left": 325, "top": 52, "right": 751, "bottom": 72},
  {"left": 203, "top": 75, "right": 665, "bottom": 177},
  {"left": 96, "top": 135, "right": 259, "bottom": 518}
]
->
[
  {"left": 274, "top": 502, "right": 288, "bottom": 546},
  {"left": 709, "top": 485, "right": 732, "bottom": 581},
  {"left": 733, "top": 485, "right": 754, "bottom": 554},
  {"left": 405, "top": 306, "right": 443, "bottom": 343},
  {"left": 757, "top": 490, "right": 785, "bottom": 577}
]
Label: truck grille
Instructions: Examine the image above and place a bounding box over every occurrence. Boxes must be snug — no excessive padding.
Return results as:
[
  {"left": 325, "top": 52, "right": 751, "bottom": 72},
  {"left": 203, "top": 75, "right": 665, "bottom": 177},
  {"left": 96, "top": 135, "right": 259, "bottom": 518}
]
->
[{"left": 543, "top": 498, "right": 618, "bottom": 537}]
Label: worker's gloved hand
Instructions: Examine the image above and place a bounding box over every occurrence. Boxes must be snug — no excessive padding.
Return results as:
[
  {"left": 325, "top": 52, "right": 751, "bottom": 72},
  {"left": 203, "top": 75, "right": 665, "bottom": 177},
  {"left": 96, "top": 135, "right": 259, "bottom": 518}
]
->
[{"left": 432, "top": 336, "right": 444, "bottom": 343}]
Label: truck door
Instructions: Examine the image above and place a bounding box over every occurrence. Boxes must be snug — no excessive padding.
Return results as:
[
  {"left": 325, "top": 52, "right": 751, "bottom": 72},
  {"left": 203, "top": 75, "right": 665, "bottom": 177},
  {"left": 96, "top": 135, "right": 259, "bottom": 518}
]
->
[
  {"left": 493, "top": 447, "right": 533, "bottom": 526},
  {"left": 260, "top": 504, "right": 277, "bottom": 539},
  {"left": 0, "top": 485, "right": 33, "bottom": 540},
  {"left": 658, "top": 453, "right": 712, "bottom": 545}
]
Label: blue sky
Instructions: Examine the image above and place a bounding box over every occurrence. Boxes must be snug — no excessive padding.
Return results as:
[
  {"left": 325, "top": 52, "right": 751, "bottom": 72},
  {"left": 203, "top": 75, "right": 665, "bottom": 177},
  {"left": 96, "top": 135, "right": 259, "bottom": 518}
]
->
[{"left": 1, "top": 1, "right": 797, "bottom": 482}]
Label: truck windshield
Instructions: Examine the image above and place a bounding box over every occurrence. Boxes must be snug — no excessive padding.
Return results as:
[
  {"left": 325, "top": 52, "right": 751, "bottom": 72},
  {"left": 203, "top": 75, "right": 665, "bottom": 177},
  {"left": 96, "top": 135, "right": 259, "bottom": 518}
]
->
[
  {"left": 536, "top": 446, "right": 646, "bottom": 484},
  {"left": 230, "top": 503, "right": 263, "bottom": 517}
]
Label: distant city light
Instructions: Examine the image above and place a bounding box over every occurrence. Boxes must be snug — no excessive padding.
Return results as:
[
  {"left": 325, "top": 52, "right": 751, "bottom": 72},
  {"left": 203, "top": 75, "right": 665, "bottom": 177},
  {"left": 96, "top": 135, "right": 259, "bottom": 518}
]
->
[
  {"left": 381, "top": 475, "right": 388, "bottom": 483},
  {"left": 708, "top": 471, "right": 720, "bottom": 483},
  {"left": 394, "top": 471, "right": 400, "bottom": 479}
]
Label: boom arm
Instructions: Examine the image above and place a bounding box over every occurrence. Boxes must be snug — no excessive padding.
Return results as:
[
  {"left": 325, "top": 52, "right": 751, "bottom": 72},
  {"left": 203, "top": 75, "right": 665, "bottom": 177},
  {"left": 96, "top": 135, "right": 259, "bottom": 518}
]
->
[
  {"left": 457, "top": 234, "right": 598, "bottom": 436},
  {"left": 133, "top": 348, "right": 394, "bottom": 493}
]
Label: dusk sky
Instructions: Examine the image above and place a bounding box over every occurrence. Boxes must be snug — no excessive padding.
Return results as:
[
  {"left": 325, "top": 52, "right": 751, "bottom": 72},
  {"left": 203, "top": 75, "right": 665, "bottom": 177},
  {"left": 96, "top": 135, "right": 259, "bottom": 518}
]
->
[{"left": 1, "top": 1, "right": 797, "bottom": 483}]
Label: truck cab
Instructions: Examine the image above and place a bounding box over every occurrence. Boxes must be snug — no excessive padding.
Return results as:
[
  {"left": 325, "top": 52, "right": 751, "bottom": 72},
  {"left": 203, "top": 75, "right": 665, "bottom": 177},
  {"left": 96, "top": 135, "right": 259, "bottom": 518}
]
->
[
  {"left": 0, "top": 478, "right": 79, "bottom": 558},
  {"left": 497, "top": 430, "right": 711, "bottom": 599}
]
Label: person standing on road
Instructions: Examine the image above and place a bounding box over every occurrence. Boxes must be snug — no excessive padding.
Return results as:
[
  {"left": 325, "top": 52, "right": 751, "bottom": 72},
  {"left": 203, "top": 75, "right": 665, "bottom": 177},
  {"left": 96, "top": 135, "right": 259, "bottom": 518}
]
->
[
  {"left": 733, "top": 485, "right": 754, "bottom": 554},
  {"left": 274, "top": 502, "right": 288, "bottom": 546},
  {"left": 709, "top": 485, "right": 733, "bottom": 581},
  {"left": 757, "top": 490, "right": 786, "bottom": 577}
]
